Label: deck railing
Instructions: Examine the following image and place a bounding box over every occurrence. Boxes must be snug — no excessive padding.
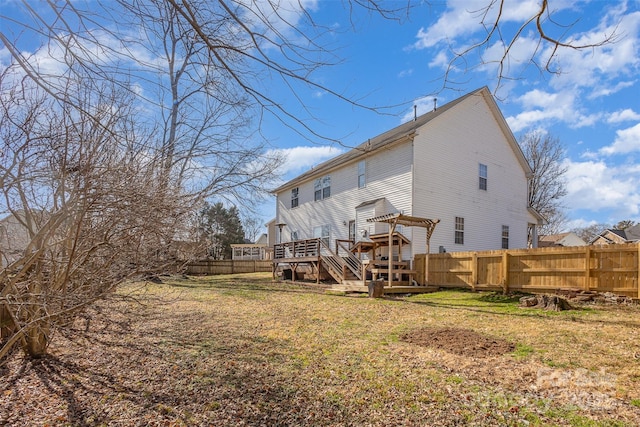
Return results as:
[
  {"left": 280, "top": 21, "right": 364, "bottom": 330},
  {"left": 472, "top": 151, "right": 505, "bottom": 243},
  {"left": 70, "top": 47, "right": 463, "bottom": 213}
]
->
[
  {"left": 273, "top": 238, "right": 363, "bottom": 282},
  {"left": 274, "top": 239, "right": 320, "bottom": 259}
]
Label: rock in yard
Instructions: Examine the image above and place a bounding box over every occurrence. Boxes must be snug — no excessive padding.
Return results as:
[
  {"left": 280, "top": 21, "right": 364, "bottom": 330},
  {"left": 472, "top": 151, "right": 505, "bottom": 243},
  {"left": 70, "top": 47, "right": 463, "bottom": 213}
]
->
[{"left": 519, "top": 294, "right": 572, "bottom": 311}]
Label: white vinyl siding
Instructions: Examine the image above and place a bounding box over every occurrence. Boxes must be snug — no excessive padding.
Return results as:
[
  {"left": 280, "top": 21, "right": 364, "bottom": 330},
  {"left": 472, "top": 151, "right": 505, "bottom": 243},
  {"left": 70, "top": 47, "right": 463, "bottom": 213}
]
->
[
  {"left": 412, "top": 92, "right": 531, "bottom": 251},
  {"left": 276, "top": 141, "right": 412, "bottom": 252},
  {"left": 275, "top": 88, "right": 533, "bottom": 255}
]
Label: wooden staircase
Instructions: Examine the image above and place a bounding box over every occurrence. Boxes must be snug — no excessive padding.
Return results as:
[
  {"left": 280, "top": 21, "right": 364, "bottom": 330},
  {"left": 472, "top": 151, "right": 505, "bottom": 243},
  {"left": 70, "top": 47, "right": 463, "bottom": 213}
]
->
[{"left": 319, "top": 239, "right": 363, "bottom": 284}]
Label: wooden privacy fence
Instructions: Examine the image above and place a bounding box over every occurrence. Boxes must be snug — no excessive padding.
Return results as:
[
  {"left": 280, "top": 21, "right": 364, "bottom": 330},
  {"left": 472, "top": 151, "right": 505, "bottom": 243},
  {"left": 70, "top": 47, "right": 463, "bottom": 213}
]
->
[
  {"left": 185, "top": 259, "right": 272, "bottom": 275},
  {"left": 415, "top": 243, "right": 640, "bottom": 298}
]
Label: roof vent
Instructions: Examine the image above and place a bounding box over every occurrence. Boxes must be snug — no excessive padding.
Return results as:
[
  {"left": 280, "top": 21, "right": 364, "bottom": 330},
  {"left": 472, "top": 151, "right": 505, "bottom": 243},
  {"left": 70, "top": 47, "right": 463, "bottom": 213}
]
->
[
  {"left": 433, "top": 98, "right": 437, "bottom": 111},
  {"left": 413, "top": 105, "right": 417, "bottom": 121}
]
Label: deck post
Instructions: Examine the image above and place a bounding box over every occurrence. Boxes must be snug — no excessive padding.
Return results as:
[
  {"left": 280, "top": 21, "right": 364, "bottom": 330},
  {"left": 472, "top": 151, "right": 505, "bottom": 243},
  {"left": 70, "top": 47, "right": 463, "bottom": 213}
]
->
[{"left": 388, "top": 218, "right": 398, "bottom": 288}]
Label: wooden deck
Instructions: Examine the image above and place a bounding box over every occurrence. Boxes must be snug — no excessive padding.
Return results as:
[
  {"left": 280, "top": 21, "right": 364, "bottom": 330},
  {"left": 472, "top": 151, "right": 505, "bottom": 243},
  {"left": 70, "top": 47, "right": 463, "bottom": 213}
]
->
[
  {"left": 328, "top": 281, "right": 438, "bottom": 294},
  {"left": 273, "top": 235, "right": 429, "bottom": 293}
]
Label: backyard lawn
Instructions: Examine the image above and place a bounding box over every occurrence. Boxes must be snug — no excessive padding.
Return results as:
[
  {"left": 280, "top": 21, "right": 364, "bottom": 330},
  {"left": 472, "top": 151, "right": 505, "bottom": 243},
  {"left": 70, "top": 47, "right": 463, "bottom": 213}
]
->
[{"left": 2, "top": 273, "right": 640, "bottom": 426}]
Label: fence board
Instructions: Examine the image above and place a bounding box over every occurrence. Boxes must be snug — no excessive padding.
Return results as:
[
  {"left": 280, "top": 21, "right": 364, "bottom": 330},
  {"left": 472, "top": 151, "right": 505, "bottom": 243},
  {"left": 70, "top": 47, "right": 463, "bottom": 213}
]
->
[
  {"left": 185, "top": 260, "right": 272, "bottom": 275},
  {"left": 415, "top": 243, "right": 639, "bottom": 298}
]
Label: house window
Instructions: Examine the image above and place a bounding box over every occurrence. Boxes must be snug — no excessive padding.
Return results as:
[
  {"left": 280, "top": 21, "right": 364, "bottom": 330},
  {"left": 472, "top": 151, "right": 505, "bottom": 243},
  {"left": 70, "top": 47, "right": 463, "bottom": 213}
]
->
[
  {"left": 358, "top": 160, "right": 366, "bottom": 188},
  {"left": 291, "top": 230, "right": 299, "bottom": 241},
  {"left": 455, "top": 217, "right": 464, "bottom": 245},
  {"left": 313, "top": 224, "right": 330, "bottom": 246},
  {"left": 479, "top": 163, "right": 487, "bottom": 190},
  {"left": 502, "top": 225, "right": 509, "bottom": 249},
  {"left": 314, "top": 175, "right": 331, "bottom": 201},
  {"left": 291, "top": 187, "right": 299, "bottom": 208}
]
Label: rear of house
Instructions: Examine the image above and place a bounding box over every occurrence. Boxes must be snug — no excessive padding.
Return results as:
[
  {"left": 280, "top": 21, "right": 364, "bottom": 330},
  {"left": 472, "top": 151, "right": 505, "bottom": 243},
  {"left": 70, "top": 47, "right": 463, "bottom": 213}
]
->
[{"left": 272, "top": 87, "right": 541, "bottom": 266}]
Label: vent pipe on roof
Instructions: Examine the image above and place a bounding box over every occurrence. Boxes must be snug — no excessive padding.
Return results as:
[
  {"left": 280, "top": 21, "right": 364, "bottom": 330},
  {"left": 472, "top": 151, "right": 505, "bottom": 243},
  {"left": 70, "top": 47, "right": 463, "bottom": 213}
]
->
[
  {"left": 413, "top": 105, "right": 417, "bottom": 121},
  {"left": 433, "top": 98, "right": 437, "bottom": 111}
]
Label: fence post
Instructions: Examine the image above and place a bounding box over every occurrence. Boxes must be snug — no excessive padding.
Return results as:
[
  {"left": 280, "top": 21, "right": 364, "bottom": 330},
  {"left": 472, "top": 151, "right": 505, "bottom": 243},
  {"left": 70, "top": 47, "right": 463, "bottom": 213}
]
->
[
  {"left": 584, "top": 245, "right": 591, "bottom": 292},
  {"left": 501, "top": 251, "right": 509, "bottom": 294},
  {"left": 637, "top": 243, "right": 640, "bottom": 300},
  {"left": 471, "top": 252, "right": 478, "bottom": 291}
]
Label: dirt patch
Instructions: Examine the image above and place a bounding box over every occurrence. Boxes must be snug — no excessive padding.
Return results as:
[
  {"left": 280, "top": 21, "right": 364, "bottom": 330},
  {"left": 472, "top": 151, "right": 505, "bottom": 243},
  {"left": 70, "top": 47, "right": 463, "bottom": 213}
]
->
[{"left": 401, "top": 327, "right": 515, "bottom": 358}]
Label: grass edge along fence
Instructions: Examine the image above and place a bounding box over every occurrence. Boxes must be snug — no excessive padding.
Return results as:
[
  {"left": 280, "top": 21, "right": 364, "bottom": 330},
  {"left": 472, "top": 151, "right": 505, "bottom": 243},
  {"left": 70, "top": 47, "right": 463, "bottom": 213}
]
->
[
  {"left": 415, "top": 243, "right": 640, "bottom": 299},
  {"left": 185, "top": 259, "right": 272, "bottom": 275}
]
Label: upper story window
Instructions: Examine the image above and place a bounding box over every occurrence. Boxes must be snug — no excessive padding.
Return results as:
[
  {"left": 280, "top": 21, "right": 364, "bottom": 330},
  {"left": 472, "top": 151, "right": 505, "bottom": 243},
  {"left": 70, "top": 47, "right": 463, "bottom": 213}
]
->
[
  {"left": 314, "top": 175, "right": 331, "bottom": 201},
  {"left": 479, "top": 163, "right": 488, "bottom": 190},
  {"left": 291, "top": 230, "right": 299, "bottom": 241},
  {"left": 358, "top": 160, "right": 366, "bottom": 188},
  {"left": 455, "top": 216, "right": 464, "bottom": 245},
  {"left": 291, "top": 187, "right": 299, "bottom": 208},
  {"left": 502, "top": 225, "right": 509, "bottom": 249}
]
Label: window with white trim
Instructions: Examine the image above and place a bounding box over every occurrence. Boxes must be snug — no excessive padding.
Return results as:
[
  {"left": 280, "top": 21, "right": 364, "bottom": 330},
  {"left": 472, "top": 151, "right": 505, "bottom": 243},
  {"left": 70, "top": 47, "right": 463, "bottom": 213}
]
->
[
  {"left": 479, "top": 163, "right": 488, "bottom": 190},
  {"left": 455, "top": 217, "right": 464, "bottom": 245},
  {"left": 501, "top": 225, "right": 509, "bottom": 249},
  {"left": 314, "top": 175, "right": 331, "bottom": 201},
  {"left": 291, "top": 187, "right": 299, "bottom": 208},
  {"left": 358, "top": 160, "right": 366, "bottom": 188},
  {"left": 313, "top": 224, "right": 330, "bottom": 246}
]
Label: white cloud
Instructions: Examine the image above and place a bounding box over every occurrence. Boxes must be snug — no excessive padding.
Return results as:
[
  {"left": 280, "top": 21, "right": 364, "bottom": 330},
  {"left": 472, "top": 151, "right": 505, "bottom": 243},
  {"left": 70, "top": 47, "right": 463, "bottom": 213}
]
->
[
  {"left": 563, "top": 158, "right": 640, "bottom": 218},
  {"left": 588, "top": 81, "right": 636, "bottom": 99},
  {"left": 398, "top": 68, "right": 413, "bottom": 78},
  {"left": 544, "top": 8, "right": 640, "bottom": 91},
  {"left": 412, "top": 0, "right": 544, "bottom": 50},
  {"left": 506, "top": 88, "right": 606, "bottom": 131},
  {"left": 269, "top": 145, "right": 344, "bottom": 176},
  {"left": 607, "top": 109, "right": 640, "bottom": 123},
  {"left": 599, "top": 123, "right": 640, "bottom": 155}
]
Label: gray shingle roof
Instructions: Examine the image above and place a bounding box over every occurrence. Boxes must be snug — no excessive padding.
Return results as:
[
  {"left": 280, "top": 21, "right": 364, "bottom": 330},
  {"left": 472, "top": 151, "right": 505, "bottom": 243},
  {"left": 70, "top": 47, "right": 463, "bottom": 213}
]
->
[{"left": 272, "top": 87, "right": 491, "bottom": 193}]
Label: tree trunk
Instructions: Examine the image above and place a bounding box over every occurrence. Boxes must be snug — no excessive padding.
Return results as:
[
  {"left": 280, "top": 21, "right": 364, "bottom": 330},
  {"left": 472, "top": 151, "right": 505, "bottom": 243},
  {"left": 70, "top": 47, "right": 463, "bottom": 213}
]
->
[{"left": 23, "top": 322, "right": 50, "bottom": 358}]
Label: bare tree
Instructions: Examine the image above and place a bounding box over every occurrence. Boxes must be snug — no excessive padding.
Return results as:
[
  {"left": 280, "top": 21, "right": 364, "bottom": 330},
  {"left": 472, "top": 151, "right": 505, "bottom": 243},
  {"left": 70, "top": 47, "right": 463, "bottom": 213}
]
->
[
  {"left": 0, "top": 0, "right": 290, "bottom": 359},
  {"left": 438, "top": 0, "right": 619, "bottom": 95},
  {"left": 242, "top": 216, "right": 266, "bottom": 244},
  {"left": 0, "top": 65, "right": 204, "bottom": 358},
  {"left": 520, "top": 131, "right": 568, "bottom": 235},
  {"left": 571, "top": 223, "right": 610, "bottom": 244},
  {"left": 614, "top": 220, "right": 637, "bottom": 230}
]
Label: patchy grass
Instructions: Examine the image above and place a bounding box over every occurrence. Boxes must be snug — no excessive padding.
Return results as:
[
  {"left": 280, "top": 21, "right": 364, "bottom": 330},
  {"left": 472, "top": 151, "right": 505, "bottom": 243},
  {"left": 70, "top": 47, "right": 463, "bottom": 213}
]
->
[{"left": 2, "top": 273, "right": 640, "bottom": 426}]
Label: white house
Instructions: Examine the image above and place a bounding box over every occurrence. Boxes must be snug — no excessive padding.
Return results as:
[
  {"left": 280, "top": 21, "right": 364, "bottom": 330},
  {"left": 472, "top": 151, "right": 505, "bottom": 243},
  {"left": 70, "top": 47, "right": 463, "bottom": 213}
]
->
[
  {"left": 272, "top": 87, "right": 543, "bottom": 267},
  {"left": 539, "top": 232, "right": 587, "bottom": 247}
]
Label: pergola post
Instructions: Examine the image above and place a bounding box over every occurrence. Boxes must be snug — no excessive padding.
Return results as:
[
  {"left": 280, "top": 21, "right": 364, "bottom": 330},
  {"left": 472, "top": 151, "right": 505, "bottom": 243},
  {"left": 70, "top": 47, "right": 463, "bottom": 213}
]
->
[{"left": 387, "top": 218, "right": 398, "bottom": 288}]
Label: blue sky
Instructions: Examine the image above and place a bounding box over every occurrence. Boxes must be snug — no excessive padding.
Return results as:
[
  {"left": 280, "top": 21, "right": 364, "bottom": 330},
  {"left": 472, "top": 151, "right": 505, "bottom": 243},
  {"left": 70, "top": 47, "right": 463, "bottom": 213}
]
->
[
  {"left": 2, "top": 0, "right": 639, "bottom": 231},
  {"left": 259, "top": 0, "right": 640, "bottom": 230}
]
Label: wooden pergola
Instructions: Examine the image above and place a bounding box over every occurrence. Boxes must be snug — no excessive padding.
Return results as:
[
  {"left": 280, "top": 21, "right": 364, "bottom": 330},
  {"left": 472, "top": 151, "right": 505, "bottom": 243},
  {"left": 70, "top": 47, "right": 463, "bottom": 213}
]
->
[{"left": 366, "top": 213, "right": 440, "bottom": 288}]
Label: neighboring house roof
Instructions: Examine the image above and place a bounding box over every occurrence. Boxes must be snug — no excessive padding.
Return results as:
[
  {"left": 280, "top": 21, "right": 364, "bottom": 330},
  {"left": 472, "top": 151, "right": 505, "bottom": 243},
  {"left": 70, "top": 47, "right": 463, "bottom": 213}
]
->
[
  {"left": 589, "top": 229, "right": 631, "bottom": 245},
  {"left": 272, "top": 86, "right": 533, "bottom": 194},
  {"left": 623, "top": 224, "right": 640, "bottom": 241},
  {"left": 539, "top": 232, "right": 586, "bottom": 247}
]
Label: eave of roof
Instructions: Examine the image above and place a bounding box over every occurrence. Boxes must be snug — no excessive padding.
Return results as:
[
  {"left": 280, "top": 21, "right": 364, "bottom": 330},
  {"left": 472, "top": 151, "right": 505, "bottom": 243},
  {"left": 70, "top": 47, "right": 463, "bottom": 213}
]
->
[
  {"left": 272, "top": 86, "right": 533, "bottom": 194},
  {"left": 272, "top": 87, "right": 492, "bottom": 194}
]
